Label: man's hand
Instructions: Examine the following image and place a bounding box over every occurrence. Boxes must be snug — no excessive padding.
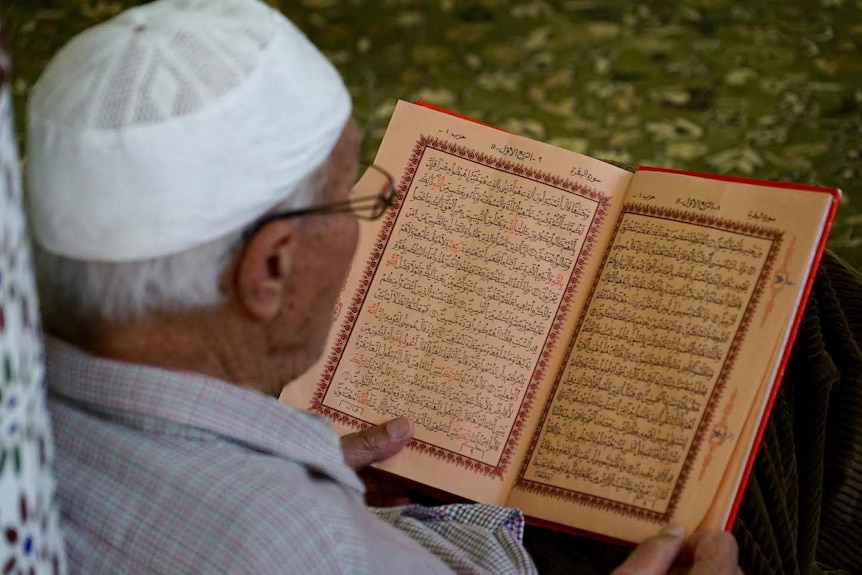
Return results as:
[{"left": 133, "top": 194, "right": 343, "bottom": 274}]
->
[
  {"left": 340, "top": 417, "right": 415, "bottom": 507},
  {"left": 340, "top": 416, "right": 414, "bottom": 469},
  {"left": 612, "top": 525, "right": 741, "bottom": 575}
]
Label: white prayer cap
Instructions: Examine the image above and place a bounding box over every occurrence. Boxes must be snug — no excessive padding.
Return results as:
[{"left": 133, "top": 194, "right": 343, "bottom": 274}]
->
[{"left": 27, "top": 0, "right": 351, "bottom": 262}]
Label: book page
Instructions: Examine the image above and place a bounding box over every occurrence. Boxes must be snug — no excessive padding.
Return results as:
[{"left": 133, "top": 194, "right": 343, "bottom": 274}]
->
[
  {"left": 509, "top": 169, "right": 835, "bottom": 540},
  {"left": 282, "top": 101, "right": 632, "bottom": 503}
]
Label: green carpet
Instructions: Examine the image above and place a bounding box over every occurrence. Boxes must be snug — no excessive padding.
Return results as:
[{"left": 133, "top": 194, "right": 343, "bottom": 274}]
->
[{"left": 3, "top": 0, "right": 862, "bottom": 270}]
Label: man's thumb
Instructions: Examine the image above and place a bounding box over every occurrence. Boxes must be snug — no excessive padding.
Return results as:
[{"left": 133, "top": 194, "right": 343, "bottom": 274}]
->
[{"left": 341, "top": 417, "right": 414, "bottom": 469}]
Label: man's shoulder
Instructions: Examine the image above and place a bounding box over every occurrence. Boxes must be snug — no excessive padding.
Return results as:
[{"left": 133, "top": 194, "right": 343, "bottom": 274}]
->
[
  {"left": 53, "top": 401, "right": 375, "bottom": 573},
  {"left": 186, "top": 458, "right": 374, "bottom": 574}
]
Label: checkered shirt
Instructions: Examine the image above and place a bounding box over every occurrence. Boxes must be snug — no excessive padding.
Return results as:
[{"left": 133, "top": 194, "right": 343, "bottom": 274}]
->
[{"left": 45, "top": 338, "right": 537, "bottom": 574}]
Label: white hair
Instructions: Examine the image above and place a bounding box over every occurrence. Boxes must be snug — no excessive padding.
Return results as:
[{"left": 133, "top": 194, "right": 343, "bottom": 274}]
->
[{"left": 34, "top": 165, "right": 327, "bottom": 327}]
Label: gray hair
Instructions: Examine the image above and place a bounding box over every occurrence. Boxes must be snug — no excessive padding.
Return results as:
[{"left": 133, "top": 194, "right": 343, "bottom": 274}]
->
[{"left": 35, "top": 165, "right": 327, "bottom": 327}]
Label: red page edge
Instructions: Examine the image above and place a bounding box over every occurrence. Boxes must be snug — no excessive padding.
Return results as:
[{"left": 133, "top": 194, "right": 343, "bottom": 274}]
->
[
  {"left": 723, "top": 190, "right": 839, "bottom": 530},
  {"left": 637, "top": 165, "right": 842, "bottom": 198},
  {"left": 633, "top": 165, "right": 842, "bottom": 530}
]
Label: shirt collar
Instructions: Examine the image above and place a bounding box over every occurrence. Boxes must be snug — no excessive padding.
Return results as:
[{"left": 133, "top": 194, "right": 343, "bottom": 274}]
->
[{"left": 44, "top": 336, "right": 364, "bottom": 493}]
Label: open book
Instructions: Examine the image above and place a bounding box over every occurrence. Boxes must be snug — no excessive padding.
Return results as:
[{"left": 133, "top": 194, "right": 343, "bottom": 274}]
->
[{"left": 282, "top": 100, "right": 840, "bottom": 543}]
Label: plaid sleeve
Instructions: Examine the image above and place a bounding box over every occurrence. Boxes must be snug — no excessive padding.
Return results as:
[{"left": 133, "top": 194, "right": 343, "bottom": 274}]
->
[{"left": 371, "top": 504, "right": 537, "bottom": 575}]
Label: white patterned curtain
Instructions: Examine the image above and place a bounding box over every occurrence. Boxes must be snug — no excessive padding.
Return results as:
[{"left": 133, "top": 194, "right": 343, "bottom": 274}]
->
[{"left": 0, "top": 29, "right": 66, "bottom": 575}]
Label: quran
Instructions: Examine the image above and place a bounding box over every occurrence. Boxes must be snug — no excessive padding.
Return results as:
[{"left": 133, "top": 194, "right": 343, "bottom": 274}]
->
[{"left": 282, "top": 100, "right": 840, "bottom": 543}]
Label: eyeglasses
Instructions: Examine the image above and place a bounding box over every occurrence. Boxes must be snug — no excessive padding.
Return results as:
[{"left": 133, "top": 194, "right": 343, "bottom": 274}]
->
[{"left": 242, "top": 164, "right": 397, "bottom": 240}]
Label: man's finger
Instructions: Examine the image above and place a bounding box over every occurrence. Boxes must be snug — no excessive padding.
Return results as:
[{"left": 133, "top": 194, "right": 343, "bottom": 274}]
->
[
  {"left": 341, "top": 417, "right": 414, "bottom": 469},
  {"left": 612, "top": 524, "right": 686, "bottom": 575},
  {"left": 688, "top": 530, "right": 740, "bottom": 575}
]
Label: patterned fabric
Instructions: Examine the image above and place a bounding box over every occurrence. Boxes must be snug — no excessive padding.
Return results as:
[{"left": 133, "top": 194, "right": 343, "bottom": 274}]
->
[
  {"left": 45, "top": 338, "right": 536, "bottom": 574},
  {"left": 373, "top": 504, "right": 535, "bottom": 574},
  {"left": 0, "top": 33, "right": 66, "bottom": 575}
]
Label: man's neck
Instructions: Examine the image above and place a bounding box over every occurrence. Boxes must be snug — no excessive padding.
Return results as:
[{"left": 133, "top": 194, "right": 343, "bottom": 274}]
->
[{"left": 52, "top": 308, "right": 303, "bottom": 398}]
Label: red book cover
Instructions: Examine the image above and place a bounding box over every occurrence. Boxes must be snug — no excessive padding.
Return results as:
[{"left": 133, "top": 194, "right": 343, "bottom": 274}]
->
[
  {"left": 638, "top": 166, "right": 841, "bottom": 529},
  {"left": 365, "top": 101, "right": 842, "bottom": 539}
]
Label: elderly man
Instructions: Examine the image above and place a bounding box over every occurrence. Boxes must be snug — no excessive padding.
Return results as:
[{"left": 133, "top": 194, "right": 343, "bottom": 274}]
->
[{"left": 26, "top": 0, "right": 741, "bottom": 573}]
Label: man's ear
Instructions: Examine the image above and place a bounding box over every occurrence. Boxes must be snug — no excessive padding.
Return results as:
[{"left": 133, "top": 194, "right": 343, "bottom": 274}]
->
[{"left": 233, "top": 220, "right": 295, "bottom": 322}]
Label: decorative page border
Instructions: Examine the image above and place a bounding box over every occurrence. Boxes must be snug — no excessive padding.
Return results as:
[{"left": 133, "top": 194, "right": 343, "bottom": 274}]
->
[
  {"left": 311, "top": 135, "right": 609, "bottom": 478},
  {"left": 515, "top": 202, "right": 783, "bottom": 521}
]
